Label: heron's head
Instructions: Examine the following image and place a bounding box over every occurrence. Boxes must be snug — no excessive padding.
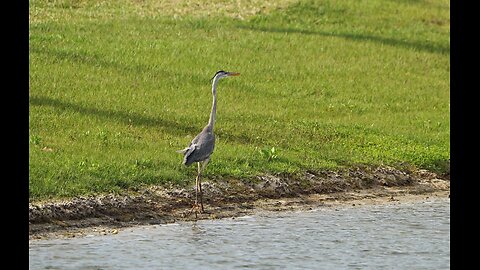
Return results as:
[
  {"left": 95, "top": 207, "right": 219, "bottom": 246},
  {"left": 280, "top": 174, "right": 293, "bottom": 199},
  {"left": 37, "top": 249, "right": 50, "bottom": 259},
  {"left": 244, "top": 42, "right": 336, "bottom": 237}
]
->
[{"left": 211, "top": 70, "right": 240, "bottom": 82}]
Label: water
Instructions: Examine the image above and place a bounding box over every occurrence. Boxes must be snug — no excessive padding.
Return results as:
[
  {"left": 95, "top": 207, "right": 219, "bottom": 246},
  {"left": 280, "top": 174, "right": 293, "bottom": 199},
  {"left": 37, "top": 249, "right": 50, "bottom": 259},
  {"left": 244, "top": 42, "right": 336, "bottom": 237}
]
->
[{"left": 29, "top": 198, "right": 449, "bottom": 269}]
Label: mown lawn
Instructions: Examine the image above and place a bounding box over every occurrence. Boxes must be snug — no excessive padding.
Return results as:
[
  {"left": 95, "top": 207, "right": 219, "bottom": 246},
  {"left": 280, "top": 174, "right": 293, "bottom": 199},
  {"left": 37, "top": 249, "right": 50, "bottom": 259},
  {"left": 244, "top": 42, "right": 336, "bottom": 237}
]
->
[{"left": 29, "top": 0, "right": 450, "bottom": 200}]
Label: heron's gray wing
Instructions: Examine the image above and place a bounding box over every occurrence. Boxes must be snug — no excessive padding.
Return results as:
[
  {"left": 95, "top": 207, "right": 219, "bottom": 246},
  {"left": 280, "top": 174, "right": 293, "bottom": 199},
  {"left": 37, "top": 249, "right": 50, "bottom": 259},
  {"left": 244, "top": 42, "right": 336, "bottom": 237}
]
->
[
  {"left": 176, "top": 129, "right": 204, "bottom": 156},
  {"left": 182, "top": 128, "right": 215, "bottom": 166}
]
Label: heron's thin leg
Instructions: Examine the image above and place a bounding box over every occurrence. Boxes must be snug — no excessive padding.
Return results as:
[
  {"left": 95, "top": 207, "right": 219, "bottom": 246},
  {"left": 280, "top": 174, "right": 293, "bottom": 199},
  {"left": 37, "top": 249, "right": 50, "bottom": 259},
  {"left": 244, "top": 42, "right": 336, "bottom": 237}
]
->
[
  {"left": 197, "top": 162, "right": 204, "bottom": 213},
  {"left": 198, "top": 158, "right": 210, "bottom": 213},
  {"left": 198, "top": 178, "right": 204, "bottom": 213},
  {"left": 201, "top": 157, "right": 210, "bottom": 171},
  {"left": 195, "top": 162, "right": 201, "bottom": 206},
  {"left": 188, "top": 162, "right": 202, "bottom": 218}
]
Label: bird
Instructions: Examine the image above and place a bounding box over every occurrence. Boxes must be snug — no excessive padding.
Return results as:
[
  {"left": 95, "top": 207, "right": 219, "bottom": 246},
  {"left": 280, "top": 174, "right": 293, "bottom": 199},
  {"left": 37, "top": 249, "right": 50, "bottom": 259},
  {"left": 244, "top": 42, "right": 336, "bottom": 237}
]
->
[{"left": 176, "top": 70, "right": 240, "bottom": 215}]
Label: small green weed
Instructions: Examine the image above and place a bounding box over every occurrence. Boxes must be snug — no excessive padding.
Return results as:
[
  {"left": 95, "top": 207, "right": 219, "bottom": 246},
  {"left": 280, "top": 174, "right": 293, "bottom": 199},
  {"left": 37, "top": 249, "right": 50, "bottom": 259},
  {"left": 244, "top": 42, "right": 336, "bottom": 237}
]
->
[
  {"left": 259, "top": 147, "right": 278, "bottom": 162},
  {"left": 30, "top": 134, "right": 42, "bottom": 146}
]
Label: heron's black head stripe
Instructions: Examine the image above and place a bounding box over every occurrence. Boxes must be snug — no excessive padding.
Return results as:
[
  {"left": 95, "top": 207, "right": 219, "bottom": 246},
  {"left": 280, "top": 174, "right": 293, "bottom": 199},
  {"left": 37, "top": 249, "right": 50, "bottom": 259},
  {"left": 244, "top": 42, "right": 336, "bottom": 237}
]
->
[{"left": 211, "top": 70, "right": 226, "bottom": 81}]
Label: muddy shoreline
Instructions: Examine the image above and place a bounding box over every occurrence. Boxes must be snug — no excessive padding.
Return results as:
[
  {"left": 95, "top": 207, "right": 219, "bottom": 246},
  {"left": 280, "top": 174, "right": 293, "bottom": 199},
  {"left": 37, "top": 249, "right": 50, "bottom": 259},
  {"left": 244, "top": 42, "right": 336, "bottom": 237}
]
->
[{"left": 29, "top": 165, "right": 450, "bottom": 240}]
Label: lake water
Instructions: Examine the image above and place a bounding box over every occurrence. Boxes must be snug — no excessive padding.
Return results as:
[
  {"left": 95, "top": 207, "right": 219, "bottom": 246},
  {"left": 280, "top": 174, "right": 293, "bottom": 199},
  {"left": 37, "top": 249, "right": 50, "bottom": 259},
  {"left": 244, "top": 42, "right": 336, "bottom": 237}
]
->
[{"left": 29, "top": 197, "right": 449, "bottom": 269}]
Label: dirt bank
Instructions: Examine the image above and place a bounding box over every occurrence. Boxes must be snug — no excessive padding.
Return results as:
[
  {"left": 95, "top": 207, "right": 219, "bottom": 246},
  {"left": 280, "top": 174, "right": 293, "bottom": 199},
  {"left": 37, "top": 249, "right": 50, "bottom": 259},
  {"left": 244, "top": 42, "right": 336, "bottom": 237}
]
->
[{"left": 29, "top": 165, "right": 450, "bottom": 240}]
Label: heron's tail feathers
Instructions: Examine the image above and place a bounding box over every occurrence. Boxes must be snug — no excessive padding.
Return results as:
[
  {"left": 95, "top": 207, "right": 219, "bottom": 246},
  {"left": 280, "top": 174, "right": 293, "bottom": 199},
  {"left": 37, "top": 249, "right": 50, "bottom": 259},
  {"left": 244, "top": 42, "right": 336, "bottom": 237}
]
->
[
  {"left": 176, "top": 148, "right": 189, "bottom": 154},
  {"left": 176, "top": 144, "right": 197, "bottom": 156},
  {"left": 177, "top": 144, "right": 197, "bottom": 166}
]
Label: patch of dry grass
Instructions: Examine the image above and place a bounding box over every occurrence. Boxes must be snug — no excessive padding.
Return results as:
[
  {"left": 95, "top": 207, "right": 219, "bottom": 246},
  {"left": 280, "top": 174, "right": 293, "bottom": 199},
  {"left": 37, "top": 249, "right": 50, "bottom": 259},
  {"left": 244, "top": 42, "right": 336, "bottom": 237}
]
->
[{"left": 29, "top": 0, "right": 297, "bottom": 24}]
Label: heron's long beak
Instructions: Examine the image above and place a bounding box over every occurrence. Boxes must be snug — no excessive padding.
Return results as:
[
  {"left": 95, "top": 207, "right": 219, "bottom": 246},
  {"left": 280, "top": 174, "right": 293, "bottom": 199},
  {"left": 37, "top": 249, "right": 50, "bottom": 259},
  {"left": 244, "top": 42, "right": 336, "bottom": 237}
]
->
[{"left": 228, "top": 72, "right": 240, "bottom": 76}]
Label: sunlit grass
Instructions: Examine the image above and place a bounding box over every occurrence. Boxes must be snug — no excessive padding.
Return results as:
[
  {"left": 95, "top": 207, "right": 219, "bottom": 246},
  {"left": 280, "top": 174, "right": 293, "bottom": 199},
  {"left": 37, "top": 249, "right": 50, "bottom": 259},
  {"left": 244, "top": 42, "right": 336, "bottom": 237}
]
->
[{"left": 29, "top": 0, "right": 450, "bottom": 200}]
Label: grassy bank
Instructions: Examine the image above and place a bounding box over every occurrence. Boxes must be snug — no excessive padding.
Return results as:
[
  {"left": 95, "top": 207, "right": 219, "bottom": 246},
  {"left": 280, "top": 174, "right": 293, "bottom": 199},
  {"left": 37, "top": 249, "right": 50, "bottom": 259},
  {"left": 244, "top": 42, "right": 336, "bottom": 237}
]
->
[{"left": 29, "top": 0, "right": 450, "bottom": 200}]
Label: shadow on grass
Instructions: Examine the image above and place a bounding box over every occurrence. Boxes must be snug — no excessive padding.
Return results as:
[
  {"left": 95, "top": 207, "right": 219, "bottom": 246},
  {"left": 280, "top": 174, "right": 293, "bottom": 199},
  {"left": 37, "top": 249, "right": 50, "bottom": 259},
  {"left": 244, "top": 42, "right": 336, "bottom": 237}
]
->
[
  {"left": 30, "top": 45, "right": 257, "bottom": 93},
  {"left": 30, "top": 95, "right": 259, "bottom": 145},
  {"left": 30, "top": 95, "right": 197, "bottom": 133},
  {"left": 30, "top": 46, "right": 211, "bottom": 86},
  {"left": 30, "top": 47, "right": 155, "bottom": 75},
  {"left": 236, "top": 25, "right": 449, "bottom": 55}
]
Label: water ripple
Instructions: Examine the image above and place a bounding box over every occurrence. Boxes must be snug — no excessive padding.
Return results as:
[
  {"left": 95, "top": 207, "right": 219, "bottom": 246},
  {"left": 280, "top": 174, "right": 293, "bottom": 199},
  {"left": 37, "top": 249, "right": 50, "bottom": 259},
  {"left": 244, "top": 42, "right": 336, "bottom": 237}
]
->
[{"left": 30, "top": 198, "right": 449, "bottom": 270}]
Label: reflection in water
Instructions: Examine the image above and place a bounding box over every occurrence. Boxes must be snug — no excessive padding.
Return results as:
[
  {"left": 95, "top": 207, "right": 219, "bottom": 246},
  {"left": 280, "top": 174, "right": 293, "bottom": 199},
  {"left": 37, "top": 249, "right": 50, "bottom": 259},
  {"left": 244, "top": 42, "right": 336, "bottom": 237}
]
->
[
  {"left": 30, "top": 198, "right": 450, "bottom": 270},
  {"left": 190, "top": 223, "right": 207, "bottom": 243}
]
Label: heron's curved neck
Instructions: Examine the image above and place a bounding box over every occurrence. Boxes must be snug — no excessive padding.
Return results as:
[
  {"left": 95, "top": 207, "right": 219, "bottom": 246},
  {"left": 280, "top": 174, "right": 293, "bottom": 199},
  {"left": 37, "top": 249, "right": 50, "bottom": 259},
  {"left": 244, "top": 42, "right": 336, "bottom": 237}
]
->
[{"left": 207, "top": 78, "right": 219, "bottom": 130}]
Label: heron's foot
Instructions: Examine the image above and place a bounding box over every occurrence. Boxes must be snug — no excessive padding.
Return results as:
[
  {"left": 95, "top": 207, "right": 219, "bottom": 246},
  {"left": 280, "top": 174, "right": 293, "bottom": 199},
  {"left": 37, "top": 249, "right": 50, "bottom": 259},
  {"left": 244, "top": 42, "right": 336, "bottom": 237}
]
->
[{"left": 187, "top": 203, "right": 204, "bottom": 218}]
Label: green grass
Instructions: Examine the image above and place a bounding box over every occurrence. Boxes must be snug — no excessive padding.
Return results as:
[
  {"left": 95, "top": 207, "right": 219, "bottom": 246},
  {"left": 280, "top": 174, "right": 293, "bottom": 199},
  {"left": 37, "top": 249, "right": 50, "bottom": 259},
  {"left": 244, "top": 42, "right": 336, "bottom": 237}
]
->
[{"left": 29, "top": 0, "right": 450, "bottom": 200}]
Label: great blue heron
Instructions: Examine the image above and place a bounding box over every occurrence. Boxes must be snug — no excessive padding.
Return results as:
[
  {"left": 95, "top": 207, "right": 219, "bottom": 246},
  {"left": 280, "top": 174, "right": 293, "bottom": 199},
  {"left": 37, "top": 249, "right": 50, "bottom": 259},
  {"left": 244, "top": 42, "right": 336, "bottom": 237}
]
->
[{"left": 177, "top": 70, "right": 240, "bottom": 215}]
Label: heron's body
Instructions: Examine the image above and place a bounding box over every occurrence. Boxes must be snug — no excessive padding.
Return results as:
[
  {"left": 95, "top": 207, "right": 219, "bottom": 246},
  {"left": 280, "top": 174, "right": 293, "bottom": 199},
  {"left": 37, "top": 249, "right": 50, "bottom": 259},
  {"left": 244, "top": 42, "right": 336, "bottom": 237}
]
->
[
  {"left": 177, "top": 70, "right": 239, "bottom": 215},
  {"left": 182, "top": 126, "right": 215, "bottom": 166}
]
